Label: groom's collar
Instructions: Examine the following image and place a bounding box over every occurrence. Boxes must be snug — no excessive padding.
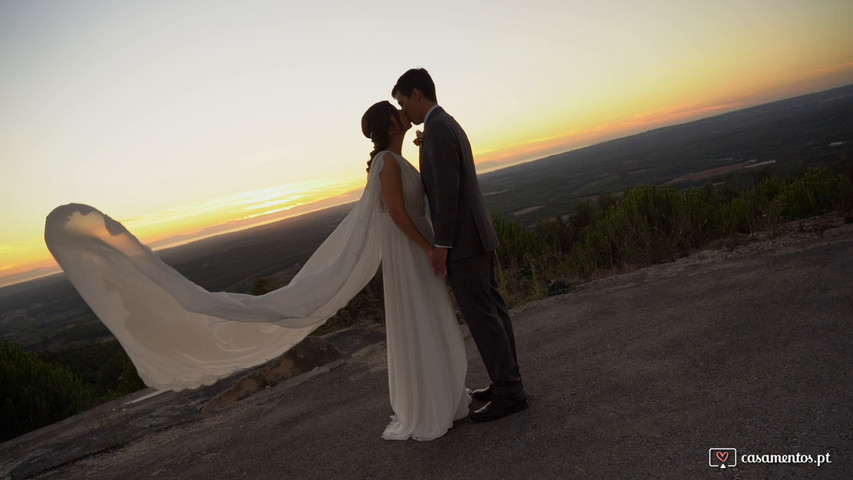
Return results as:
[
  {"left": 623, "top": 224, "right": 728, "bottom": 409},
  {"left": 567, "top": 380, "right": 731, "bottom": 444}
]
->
[{"left": 424, "top": 104, "right": 440, "bottom": 125}]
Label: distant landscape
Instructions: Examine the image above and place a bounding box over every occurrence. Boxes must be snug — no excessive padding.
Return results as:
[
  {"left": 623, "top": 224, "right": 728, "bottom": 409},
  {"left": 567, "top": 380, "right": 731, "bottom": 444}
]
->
[
  {"left": 2, "top": 84, "right": 851, "bottom": 352},
  {"left": 481, "top": 84, "right": 853, "bottom": 224}
]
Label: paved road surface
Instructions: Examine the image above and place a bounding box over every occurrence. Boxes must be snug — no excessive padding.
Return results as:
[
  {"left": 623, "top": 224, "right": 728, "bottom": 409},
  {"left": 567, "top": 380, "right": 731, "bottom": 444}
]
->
[{"left": 3, "top": 220, "right": 851, "bottom": 479}]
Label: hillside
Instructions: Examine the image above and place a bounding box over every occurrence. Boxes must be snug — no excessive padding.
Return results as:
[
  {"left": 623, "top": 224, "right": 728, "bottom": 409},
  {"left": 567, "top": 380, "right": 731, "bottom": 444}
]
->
[
  {"left": 478, "top": 84, "right": 853, "bottom": 223},
  {"left": 2, "top": 218, "right": 850, "bottom": 479},
  {"left": 1, "top": 84, "right": 851, "bottom": 350}
]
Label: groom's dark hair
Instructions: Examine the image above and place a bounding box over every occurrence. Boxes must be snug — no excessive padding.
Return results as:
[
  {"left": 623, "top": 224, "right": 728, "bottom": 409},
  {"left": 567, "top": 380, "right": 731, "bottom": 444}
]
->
[{"left": 392, "top": 68, "right": 437, "bottom": 102}]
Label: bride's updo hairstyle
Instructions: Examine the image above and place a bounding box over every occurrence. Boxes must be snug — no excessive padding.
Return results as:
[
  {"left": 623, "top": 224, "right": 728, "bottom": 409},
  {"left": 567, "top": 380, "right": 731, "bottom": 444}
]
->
[{"left": 361, "top": 101, "right": 402, "bottom": 172}]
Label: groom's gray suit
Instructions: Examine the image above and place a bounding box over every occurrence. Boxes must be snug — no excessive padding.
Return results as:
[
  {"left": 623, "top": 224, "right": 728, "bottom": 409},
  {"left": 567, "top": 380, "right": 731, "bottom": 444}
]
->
[{"left": 419, "top": 106, "right": 524, "bottom": 400}]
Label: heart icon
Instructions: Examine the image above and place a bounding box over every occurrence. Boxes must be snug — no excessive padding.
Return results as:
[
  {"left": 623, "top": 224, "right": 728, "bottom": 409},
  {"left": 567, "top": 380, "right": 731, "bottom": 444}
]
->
[{"left": 716, "top": 451, "right": 729, "bottom": 463}]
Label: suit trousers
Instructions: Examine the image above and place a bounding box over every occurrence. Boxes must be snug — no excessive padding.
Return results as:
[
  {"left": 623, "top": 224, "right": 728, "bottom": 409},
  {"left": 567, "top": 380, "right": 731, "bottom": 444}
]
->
[{"left": 447, "top": 251, "right": 524, "bottom": 400}]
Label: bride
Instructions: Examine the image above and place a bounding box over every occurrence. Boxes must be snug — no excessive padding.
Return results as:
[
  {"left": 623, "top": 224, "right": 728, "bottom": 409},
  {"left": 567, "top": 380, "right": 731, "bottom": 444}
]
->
[{"left": 44, "top": 101, "right": 470, "bottom": 441}]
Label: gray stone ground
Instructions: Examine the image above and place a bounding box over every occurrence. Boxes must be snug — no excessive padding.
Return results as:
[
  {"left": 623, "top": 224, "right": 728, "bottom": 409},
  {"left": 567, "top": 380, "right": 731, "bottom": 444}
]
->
[{"left": 2, "top": 218, "right": 851, "bottom": 479}]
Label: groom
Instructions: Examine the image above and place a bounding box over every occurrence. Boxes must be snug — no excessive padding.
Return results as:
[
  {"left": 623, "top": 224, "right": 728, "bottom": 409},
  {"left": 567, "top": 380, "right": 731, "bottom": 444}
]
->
[{"left": 392, "top": 68, "right": 527, "bottom": 422}]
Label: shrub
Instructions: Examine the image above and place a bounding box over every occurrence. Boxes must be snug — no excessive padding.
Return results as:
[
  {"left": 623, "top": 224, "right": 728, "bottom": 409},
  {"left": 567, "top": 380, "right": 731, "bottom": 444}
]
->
[
  {"left": 494, "top": 167, "right": 852, "bottom": 295},
  {"left": 775, "top": 168, "right": 850, "bottom": 220},
  {"left": 568, "top": 185, "right": 715, "bottom": 271},
  {"left": 1, "top": 341, "right": 91, "bottom": 442},
  {"left": 42, "top": 341, "right": 145, "bottom": 403}
]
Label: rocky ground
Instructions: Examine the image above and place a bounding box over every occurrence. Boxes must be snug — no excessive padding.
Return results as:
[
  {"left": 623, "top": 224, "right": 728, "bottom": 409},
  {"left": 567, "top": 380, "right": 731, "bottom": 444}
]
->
[{"left": 2, "top": 217, "right": 851, "bottom": 479}]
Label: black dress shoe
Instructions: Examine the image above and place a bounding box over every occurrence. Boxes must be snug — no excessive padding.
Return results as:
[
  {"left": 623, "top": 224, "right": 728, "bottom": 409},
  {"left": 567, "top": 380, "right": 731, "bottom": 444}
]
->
[
  {"left": 470, "top": 385, "right": 493, "bottom": 402},
  {"left": 470, "top": 397, "right": 529, "bottom": 423}
]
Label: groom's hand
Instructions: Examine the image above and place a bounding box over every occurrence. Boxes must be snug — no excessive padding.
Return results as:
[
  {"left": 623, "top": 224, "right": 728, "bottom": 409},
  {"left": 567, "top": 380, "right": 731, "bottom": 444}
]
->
[{"left": 430, "top": 247, "right": 449, "bottom": 278}]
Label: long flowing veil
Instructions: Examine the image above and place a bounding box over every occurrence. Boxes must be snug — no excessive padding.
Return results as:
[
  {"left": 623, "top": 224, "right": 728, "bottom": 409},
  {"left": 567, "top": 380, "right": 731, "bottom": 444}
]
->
[{"left": 44, "top": 160, "right": 386, "bottom": 391}]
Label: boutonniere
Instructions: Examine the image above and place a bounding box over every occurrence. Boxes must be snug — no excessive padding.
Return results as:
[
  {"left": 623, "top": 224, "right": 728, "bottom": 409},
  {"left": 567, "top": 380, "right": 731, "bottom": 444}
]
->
[{"left": 413, "top": 130, "right": 424, "bottom": 149}]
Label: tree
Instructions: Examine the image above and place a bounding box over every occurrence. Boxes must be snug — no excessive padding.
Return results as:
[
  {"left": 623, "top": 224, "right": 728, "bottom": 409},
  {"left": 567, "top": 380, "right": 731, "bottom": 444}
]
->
[{"left": 0, "top": 341, "right": 91, "bottom": 442}]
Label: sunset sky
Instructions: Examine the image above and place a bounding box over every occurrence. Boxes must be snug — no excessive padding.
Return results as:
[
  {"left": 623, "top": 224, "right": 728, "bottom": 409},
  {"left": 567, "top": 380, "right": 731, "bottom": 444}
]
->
[{"left": 2, "top": 0, "right": 852, "bottom": 287}]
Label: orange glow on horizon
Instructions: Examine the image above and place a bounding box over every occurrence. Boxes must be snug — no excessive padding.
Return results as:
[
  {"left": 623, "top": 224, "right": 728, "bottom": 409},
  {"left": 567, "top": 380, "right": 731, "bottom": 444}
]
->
[
  {"left": 475, "top": 97, "right": 752, "bottom": 170},
  {"left": 119, "top": 177, "right": 366, "bottom": 247},
  {"left": 0, "top": 177, "right": 367, "bottom": 288},
  {"left": 475, "top": 68, "right": 853, "bottom": 171},
  {"left": 3, "top": 73, "right": 852, "bottom": 289}
]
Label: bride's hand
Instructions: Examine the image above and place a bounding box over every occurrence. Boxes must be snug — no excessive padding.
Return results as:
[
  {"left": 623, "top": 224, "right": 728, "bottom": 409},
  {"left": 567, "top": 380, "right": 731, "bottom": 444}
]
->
[{"left": 429, "top": 247, "right": 448, "bottom": 278}]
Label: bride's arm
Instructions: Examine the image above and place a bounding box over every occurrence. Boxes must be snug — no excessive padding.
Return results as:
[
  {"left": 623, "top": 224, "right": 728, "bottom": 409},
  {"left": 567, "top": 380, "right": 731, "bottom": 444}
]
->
[{"left": 379, "top": 152, "right": 433, "bottom": 255}]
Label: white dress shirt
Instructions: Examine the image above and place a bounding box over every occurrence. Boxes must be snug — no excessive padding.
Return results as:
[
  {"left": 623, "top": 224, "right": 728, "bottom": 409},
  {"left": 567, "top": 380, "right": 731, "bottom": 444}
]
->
[{"left": 423, "top": 104, "right": 440, "bottom": 125}]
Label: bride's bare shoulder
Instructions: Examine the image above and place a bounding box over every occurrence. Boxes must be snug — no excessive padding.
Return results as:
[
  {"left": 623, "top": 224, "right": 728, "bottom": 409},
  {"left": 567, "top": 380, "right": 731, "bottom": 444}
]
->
[
  {"left": 382, "top": 151, "right": 407, "bottom": 167},
  {"left": 381, "top": 151, "right": 402, "bottom": 171}
]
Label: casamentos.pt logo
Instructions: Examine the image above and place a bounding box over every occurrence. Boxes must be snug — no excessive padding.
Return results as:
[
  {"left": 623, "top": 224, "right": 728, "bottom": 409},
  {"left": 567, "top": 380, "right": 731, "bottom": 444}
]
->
[
  {"left": 708, "top": 447, "right": 832, "bottom": 469},
  {"left": 709, "top": 448, "right": 737, "bottom": 469}
]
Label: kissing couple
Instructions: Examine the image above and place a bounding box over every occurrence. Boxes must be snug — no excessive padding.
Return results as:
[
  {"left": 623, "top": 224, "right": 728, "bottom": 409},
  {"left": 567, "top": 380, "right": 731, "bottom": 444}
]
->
[{"left": 45, "top": 68, "right": 527, "bottom": 441}]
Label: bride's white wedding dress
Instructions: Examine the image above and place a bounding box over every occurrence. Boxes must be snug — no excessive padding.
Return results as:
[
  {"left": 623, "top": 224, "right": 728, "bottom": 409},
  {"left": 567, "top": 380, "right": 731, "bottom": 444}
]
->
[
  {"left": 44, "top": 151, "right": 468, "bottom": 441},
  {"left": 373, "top": 152, "right": 470, "bottom": 440}
]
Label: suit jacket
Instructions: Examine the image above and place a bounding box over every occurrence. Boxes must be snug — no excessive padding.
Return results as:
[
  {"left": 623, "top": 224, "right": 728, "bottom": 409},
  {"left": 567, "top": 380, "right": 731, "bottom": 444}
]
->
[{"left": 419, "top": 107, "right": 499, "bottom": 261}]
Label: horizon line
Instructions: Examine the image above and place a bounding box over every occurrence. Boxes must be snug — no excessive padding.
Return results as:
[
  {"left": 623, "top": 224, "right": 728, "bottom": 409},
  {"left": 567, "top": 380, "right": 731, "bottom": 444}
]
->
[{"left": 3, "top": 81, "right": 851, "bottom": 290}]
